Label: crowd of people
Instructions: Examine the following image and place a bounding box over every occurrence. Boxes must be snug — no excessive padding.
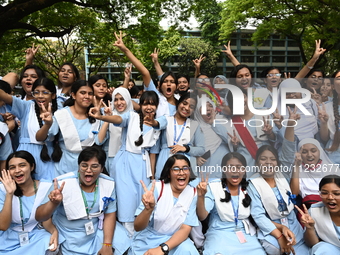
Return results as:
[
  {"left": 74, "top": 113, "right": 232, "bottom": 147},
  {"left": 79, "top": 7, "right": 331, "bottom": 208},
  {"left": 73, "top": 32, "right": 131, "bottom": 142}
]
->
[{"left": 0, "top": 34, "right": 340, "bottom": 255}]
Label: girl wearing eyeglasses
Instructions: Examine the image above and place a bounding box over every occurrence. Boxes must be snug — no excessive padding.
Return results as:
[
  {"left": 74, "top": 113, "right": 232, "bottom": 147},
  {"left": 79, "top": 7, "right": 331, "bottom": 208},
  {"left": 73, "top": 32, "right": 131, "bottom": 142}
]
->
[
  {"left": 36, "top": 146, "right": 131, "bottom": 255},
  {"left": 297, "top": 174, "right": 340, "bottom": 254},
  {"left": 130, "top": 154, "right": 199, "bottom": 255},
  {"left": 196, "top": 152, "right": 266, "bottom": 254},
  {"left": 0, "top": 78, "right": 58, "bottom": 181}
]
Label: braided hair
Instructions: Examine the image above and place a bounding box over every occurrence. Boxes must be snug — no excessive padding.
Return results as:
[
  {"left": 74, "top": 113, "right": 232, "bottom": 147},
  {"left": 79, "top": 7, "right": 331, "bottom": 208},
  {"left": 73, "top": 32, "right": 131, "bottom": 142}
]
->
[
  {"left": 327, "top": 70, "right": 340, "bottom": 152},
  {"left": 220, "top": 152, "right": 251, "bottom": 207},
  {"left": 32, "top": 78, "right": 57, "bottom": 162},
  {"left": 134, "top": 91, "right": 159, "bottom": 146}
]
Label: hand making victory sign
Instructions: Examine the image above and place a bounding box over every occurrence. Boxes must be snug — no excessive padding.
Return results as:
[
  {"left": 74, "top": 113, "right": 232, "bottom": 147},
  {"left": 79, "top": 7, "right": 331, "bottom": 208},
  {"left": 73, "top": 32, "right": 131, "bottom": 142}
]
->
[
  {"left": 48, "top": 178, "right": 65, "bottom": 205},
  {"left": 140, "top": 180, "right": 156, "bottom": 211}
]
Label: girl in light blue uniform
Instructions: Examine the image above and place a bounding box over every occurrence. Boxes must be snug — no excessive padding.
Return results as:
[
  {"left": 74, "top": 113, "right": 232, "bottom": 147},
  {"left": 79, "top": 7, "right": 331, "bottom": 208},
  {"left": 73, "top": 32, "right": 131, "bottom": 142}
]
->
[
  {"left": 0, "top": 78, "right": 58, "bottom": 181},
  {"left": 0, "top": 151, "right": 60, "bottom": 254},
  {"left": 197, "top": 152, "right": 266, "bottom": 255},
  {"left": 36, "top": 146, "right": 130, "bottom": 255},
  {"left": 89, "top": 91, "right": 167, "bottom": 236},
  {"left": 130, "top": 154, "right": 199, "bottom": 255},
  {"left": 49, "top": 80, "right": 100, "bottom": 177},
  {"left": 248, "top": 138, "right": 309, "bottom": 255},
  {"left": 299, "top": 175, "right": 340, "bottom": 254},
  {"left": 155, "top": 93, "right": 205, "bottom": 179}
]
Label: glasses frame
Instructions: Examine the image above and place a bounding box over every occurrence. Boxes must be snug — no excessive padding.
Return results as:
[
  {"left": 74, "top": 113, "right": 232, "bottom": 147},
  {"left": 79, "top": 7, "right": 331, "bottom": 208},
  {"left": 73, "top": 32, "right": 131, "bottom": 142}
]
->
[
  {"left": 319, "top": 190, "right": 340, "bottom": 199},
  {"left": 266, "top": 73, "right": 282, "bottom": 78},
  {"left": 79, "top": 163, "right": 102, "bottom": 173},
  {"left": 171, "top": 166, "right": 191, "bottom": 174},
  {"left": 32, "top": 91, "right": 52, "bottom": 97}
]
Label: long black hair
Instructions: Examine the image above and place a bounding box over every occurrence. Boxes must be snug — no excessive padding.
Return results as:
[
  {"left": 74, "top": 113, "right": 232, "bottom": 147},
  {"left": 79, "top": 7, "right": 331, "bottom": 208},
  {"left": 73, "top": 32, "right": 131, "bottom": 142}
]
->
[
  {"left": 32, "top": 78, "right": 58, "bottom": 162},
  {"left": 220, "top": 152, "right": 251, "bottom": 208},
  {"left": 134, "top": 91, "right": 159, "bottom": 146}
]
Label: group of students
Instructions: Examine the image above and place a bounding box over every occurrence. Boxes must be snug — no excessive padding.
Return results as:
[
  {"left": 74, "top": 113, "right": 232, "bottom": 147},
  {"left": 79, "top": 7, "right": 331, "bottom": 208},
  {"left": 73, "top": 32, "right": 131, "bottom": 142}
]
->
[{"left": 0, "top": 34, "right": 340, "bottom": 255}]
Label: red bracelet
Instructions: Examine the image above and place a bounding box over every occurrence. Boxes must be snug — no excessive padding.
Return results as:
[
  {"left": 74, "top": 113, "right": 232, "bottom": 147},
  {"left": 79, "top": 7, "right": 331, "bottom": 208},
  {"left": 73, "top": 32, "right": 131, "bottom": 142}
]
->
[
  {"left": 277, "top": 234, "right": 283, "bottom": 240},
  {"left": 102, "top": 243, "right": 112, "bottom": 246}
]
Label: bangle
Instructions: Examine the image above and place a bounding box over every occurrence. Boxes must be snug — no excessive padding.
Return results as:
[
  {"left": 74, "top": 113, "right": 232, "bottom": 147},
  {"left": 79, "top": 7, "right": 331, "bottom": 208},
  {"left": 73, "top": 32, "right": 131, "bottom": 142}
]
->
[
  {"left": 277, "top": 234, "right": 283, "bottom": 240},
  {"left": 102, "top": 243, "right": 112, "bottom": 247},
  {"left": 307, "top": 65, "right": 313, "bottom": 69}
]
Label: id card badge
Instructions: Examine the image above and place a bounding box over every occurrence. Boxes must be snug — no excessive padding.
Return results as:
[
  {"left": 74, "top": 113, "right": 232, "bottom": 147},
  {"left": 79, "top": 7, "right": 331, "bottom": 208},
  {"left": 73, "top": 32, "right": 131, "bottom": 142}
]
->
[
  {"left": 19, "top": 232, "right": 29, "bottom": 246},
  {"left": 280, "top": 217, "right": 289, "bottom": 228},
  {"left": 85, "top": 221, "right": 95, "bottom": 235},
  {"left": 235, "top": 230, "right": 247, "bottom": 244}
]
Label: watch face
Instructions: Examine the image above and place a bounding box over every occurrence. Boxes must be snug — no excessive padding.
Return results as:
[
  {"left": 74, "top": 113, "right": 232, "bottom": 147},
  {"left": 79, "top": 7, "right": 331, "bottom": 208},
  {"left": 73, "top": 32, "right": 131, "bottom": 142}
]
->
[{"left": 161, "top": 243, "right": 169, "bottom": 251}]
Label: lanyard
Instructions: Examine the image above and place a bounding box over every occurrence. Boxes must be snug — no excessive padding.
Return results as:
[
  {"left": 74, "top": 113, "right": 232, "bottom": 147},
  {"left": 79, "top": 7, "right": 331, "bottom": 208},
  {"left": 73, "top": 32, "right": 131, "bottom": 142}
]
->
[
  {"left": 19, "top": 180, "right": 37, "bottom": 231},
  {"left": 224, "top": 186, "right": 240, "bottom": 227},
  {"left": 173, "top": 118, "right": 186, "bottom": 145},
  {"left": 80, "top": 178, "right": 99, "bottom": 217}
]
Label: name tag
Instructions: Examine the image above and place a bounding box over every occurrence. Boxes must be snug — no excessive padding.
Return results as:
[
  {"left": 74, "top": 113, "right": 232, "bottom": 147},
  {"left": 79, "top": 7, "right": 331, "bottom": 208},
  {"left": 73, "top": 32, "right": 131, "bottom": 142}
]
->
[
  {"left": 19, "top": 232, "right": 29, "bottom": 246},
  {"left": 85, "top": 221, "right": 95, "bottom": 235}
]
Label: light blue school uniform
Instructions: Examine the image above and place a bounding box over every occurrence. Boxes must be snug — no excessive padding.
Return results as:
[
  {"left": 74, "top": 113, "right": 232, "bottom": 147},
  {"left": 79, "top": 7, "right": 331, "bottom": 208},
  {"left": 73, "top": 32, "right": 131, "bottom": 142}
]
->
[
  {"left": 155, "top": 118, "right": 205, "bottom": 180},
  {"left": 146, "top": 80, "right": 176, "bottom": 116},
  {"left": 41, "top": 174, "right": 130, "bottom": 255},
  {"left": 0, "top": 181, "right": 59, "bottom": 254},
  {"left": 309, "top": 203, "right": 340, "bottom": 254},
  {"left": 10, "top": 96, "right": 55, "bottom": 181},
  {"left": 129, "top": 182, "right": 199, "bottom": 255},
  {"left": 202, "top": 182, "right": 266, "bottom": 255},
  {"left": 50, "top": 106, "right": 99, "bottom": 177},
  {"left": 112, "top": 112, "right": 166, "bottom": 223},
  {"left": 0, "top": 104, "right": 13, "bottom": 160},
  {"left": 247, "top": 137, "right": 308, "bottom": 254}
]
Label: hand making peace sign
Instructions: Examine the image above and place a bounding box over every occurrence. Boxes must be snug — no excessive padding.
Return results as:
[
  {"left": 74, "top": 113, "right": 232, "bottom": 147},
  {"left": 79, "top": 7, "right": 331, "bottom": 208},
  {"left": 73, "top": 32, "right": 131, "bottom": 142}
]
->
[
  {"left": 140, "top": 180, "right": 156, "bottom": 210},
  {"left": 48, "top": 178, "right": 65, "bottom": 205}
]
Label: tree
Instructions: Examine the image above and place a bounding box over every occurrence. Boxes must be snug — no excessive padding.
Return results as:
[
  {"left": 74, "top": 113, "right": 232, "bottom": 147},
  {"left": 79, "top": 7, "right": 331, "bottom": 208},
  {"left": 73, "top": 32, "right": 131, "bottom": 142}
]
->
[{"left": 218, "top": 0, "right": 340, "bottom": 72}]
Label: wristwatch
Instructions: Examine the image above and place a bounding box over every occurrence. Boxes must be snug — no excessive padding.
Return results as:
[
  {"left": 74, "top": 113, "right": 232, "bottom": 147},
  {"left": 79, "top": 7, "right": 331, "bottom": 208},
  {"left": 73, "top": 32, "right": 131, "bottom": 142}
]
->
[
  {"left": 159, "top": 243, "right": 169, "bottom": 254},
  {"left": 183, "top": 144, "right": 190, "bottom": 153}
]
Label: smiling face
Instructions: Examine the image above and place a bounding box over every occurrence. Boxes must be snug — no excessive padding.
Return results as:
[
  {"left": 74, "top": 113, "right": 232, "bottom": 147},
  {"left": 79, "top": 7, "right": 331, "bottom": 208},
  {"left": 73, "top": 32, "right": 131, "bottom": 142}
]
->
[
  {"left": 8, "top": 157, "right": 34, "bottom": 185},
  {"left": 21, "top": 68, "right": 38, "bottom": 96},
  {"left": 92, "top": 79, "right": 108, "bottom": 99},
  {"left": 72, "top": 86, "right": 94, "bottom": 108},
  {"left": 141, "top": 100, "right": 157, "bottom": 117},
  {"left": 301, "top": 143, "right": 320, "bottom": 166},
  {"left": 58, "top": 65, "right": 77, "bottom": 87},
  {"left": 224, "top": 158, "right": 246, "bottom": 188},
  {"left": 178, "top": 77, "right": 189, "bottom": 91},
  {"left": 160, "top": 75, "right": 177, "bottom": 99},
  {"left": 169, "top": 159, "right": 190, "bottom": 194},
  {"left": 78, "top": 157, "right": 103, "bottom": 191},
  {"left": 320, "top": 78, "right": 332, "bottom": 96},
  {"left": 32, "top": 85, "right": 56, "bottom": 109},
  {"left": 257, "top": 149, "right": 278, "bottom": 178},
  {"left": 305, "top": 71, "right": 323, "bottom": 91},
  {"left": 114, "top": 93, "right": 127, "bottom": 113},
  {"left": 320, "top": 183, "right": 340, "bottom": 214},
  {"left": 333, "top": 71, "right": 340, "bottom": 95},
  {"left": 236, "top": 68, "right": 252, "bottom": 89},
  {"left": 177, "top": 98, "right": 194, "bottom": 118}
]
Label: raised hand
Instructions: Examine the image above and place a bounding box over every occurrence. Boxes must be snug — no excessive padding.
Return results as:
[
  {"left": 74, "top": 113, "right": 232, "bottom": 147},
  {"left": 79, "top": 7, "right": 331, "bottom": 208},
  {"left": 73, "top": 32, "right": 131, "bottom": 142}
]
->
[
  {"left": 272, "top": 108, "right": 283, "bottom": 129},
  {"left": 227, "top": 130, "right": 240, "bottom": 147},
  {"left": 197, "top": 171, "right": 209, "bottom": 197},
  {"left": 124, "top": 64, "right": 132, "bottom": 79},
  {"left": 0, "top": 169, "right": 16, "bottom": 195},
  {"left": 25, "top": 43, "right": 40, "bottom": 62},
  {"left": 113, "top": 31, "right": 127, "bottom": 52},
  {"left": 222, "top": 41, "right": 233, "bottom": 57},
  {"left": 103, "top": 100, "right": 113, "bottom": 116},
  {"left": 89, "top": 99, "right": 103, "bottom": 119},
  {"left": 143, "top": 113, "right": 157, "bottom": 127},
  {"left": 294, "top": 150, "right": 302, "bottom": 166},
  {"left": 284, "top": 72, "right": 291, "bottom": 79},
  {"left": 311, "top": 88, "right": 322, "bottom": 105},
  {"left": 317, "top": 102, "right": 329, "bottom": 124},
  {"left": 150, "top": 48, "right": 160, "bottom": 63},
  {"left": 192, "top": 54, "right": 206, "bottom": 69},
  {"left": 313, "top": 39, "right": 326, "bottom": 60},
  {"left": 287, "top": 106, "right": 300, "bottom": 122},
  {"left": 140, "top": 180, "right": 156, "bottom": 211},
  {"left": 261, "top": 116, "right": 273, "bottom": 135},
  {"left": 40, "top": 103, "right": 53, "bottom": 126},
  {"left": 48, "top": 178, "right": 65, "bottom": 205},
  {"left": 107, "top": 87, "right": 115, "bottom": 95},
  {"left": 295, "top": 204, "right": 315, "bottom": 229}
]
